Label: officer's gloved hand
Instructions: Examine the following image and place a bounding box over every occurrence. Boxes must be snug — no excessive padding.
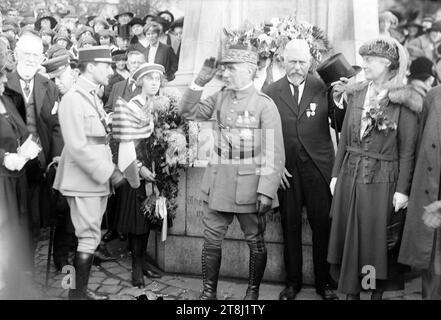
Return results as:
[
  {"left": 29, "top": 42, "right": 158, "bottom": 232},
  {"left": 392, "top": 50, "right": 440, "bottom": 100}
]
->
[
  {"left": 256, "top": 194, "right": 272, "bottom": 216},
  {"left": 110, "top": 167, "right": 125, "bottom": 189},
  {"left": 194, "top": 57, "right": 218, "bottom": 87}
]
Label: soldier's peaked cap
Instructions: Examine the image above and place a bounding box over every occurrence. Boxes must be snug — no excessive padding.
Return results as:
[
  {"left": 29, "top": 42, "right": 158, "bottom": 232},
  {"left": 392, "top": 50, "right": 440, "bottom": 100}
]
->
[
  {"left": 220, "top": 44, "right": 258, "bottom": 65},
  {"left": 42, "top": 55, "right": 70, "bottom": 78},
  {"left": 78, "top": 46, "right": 114, "bottom": 64}
]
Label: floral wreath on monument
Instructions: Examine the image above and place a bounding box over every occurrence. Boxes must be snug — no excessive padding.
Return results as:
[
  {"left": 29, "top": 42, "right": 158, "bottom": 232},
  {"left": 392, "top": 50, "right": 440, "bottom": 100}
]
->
[
  {"left": 223, "top": 15, "right": 332, "bottom": 71},
  {"left": 138, "top": 87, "right": 193, "bottom": 231}
]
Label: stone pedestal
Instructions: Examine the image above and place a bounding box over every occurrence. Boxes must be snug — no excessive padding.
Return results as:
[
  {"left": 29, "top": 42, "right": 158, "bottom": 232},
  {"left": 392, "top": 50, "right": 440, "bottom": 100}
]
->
[
  {"left": 147, "top": 168, "right": 314, "bottom": 283},
  {"left": 151, "top": 0, "right": 380, "bottom": 284}
]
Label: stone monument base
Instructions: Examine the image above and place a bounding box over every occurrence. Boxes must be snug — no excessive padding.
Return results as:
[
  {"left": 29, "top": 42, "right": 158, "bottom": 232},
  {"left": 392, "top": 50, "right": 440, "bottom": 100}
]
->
[{"left": 147, "top": 167, "right": 315, "bottom": 284}]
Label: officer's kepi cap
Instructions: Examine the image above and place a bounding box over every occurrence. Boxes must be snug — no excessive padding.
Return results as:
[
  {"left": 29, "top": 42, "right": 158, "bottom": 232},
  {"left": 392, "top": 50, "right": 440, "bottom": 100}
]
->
[
  {"left": 78, "top": 46, "right": 114, "bottom": 64},
  {"left": 132, "top": 63, "right": 165, "bottom": 82},
  {"left": 220, "top": 44, "right": 258, "bottom": 66},
  {"left": 42, "top": 54, "right": 70, "bottom": 79}
]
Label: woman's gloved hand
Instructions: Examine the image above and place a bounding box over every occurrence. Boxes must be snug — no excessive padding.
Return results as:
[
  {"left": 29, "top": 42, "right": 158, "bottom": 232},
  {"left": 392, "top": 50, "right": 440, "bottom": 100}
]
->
[{"left": 392, "top": 192, "right": 408, "bottom": 212}]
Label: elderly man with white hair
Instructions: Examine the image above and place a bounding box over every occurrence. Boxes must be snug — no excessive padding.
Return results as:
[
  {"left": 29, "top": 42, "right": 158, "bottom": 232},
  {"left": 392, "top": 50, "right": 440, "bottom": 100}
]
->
[
  {"left": 264, "top": 39, "right": 346, "bottom": 300},
  {"left": 6, "top": 30, "right": 63, "bottom": 268}
]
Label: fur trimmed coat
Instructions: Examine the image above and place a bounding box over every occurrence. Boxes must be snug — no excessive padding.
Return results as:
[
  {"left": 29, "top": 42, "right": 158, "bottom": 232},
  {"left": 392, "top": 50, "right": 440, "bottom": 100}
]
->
[{"left": 327, "top": 81, "right": 421, "bottom": 294}]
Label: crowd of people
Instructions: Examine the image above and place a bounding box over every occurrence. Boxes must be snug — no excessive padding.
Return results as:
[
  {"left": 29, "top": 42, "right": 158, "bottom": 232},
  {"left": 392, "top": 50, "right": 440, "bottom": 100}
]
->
[{"left": 1, "top": 3, "right": 441, "bottom": 302}]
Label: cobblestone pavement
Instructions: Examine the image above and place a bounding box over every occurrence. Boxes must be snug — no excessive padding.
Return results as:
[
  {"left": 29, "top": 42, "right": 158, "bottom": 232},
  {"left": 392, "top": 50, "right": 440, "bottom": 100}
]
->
[{"left": 25, "top": 230, "right": 424, "bottom": 300}]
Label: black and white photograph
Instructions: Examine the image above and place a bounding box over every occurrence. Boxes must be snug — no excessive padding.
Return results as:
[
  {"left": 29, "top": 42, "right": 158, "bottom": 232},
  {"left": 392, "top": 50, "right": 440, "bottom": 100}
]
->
[{"left": 1, "top": 0, "right": 441, "bottom": 310}]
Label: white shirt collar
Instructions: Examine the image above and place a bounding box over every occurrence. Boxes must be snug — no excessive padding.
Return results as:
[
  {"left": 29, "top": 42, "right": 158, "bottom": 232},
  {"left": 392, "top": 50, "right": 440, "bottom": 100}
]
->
[
  {"left": 287, "top": 77, "right": 306, "bottom": 103},
  {"left": 79, "top": 75, "right": 100, "bottom": 92},
  {"left": 237, "top": 82, "right": 253, "bottom": 91}
]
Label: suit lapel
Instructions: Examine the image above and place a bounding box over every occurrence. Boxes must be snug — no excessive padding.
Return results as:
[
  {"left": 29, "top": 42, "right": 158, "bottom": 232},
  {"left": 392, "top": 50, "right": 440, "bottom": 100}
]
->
[
  {"left": 154, "top": 43, "right": 164, "bottom": 64},
  {"left": 34, "top": 74, "right": 48, "bottom": 117},
  {"left": 7, "top": 71, "right": 22, "bottom": 96},
  {"left": 278, "top": 76, "right": 298, "bottom": 116}
]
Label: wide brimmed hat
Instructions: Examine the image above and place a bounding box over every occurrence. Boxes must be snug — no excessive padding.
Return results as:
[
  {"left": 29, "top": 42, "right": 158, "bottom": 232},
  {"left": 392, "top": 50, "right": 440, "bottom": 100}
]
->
[
  {"left": 42, "top": 54, "right": 70, "bottom": 78},
  {"left": 75, "top": 26, "right": 94, "bottom": 41},
  {"left": 114, "top": 12, "right": 134, "bottom": 21},
  {"left": 128, "top": 18, "right": 146, "bottom": 27},
  {"left": 143, "top": 14, "right": 155, "bottom": 23},
  {"left": 170, "top": 17, "right": 183, "bottom": 30},
  {"left": 46, "top": 44, "right": 70, "bottom": 59},
  {"left": 220, "top": 44, "right": 258, "bottom": 65},
  {"left": 316, "top": 53, "right": 361, "bottom": 86},
  {"left": 428, "top": 20, "right": 441, "bottom": 32},
  {"left": 35, "top": 15, "right": 58, "bottom": 31},
  {"left": 40, "top": 29, "right": 56, "bottom": 38},
  {"left": 2, "top": 25, "right": 18, "bottom": 34},
  {"left": 132, "top": 63, "right": 165, "bottom": 81},
  {"left": 97, "top": 29, "right": 114, "bottom": 38},
  {"left": 405, "top": 20, "right": 423, "bottom": 29},
  {"left": 157, "top": 10, "right": 175, "bottom": 23},
  {"left": 54, "top": 33, "right": 72, "bottom": 45},
  {"left": 112, "top": 50, "right": 127, "bottom": 61},
  {"left": 77, "top": 35, "right": 97, "bottom": 48},
  {"left": 78, "top": 46, "right": 113, "bottom": 64},
  {"left": 20, "top": 16, "right": 36, "bottom": 28}
]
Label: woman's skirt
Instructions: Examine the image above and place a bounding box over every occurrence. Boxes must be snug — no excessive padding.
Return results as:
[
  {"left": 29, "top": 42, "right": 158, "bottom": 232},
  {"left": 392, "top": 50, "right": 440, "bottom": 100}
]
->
[
  {"left": 114, "top": 180, "right": 150, "bottom": 235},
  {"left": 0, "top": 174, "right": 32, "bottom": 298},
  {"left": 327, "top": 172, "right": 406, "bottom": 294}
]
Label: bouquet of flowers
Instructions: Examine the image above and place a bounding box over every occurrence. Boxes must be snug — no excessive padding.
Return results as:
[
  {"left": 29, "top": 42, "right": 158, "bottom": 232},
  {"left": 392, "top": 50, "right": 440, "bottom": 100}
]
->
[
  {"left": 139, "top": 87, "right": 190, "bottom": 229},
  {"left": 362, "top": 105, "right": 397, "bottom": 139}
]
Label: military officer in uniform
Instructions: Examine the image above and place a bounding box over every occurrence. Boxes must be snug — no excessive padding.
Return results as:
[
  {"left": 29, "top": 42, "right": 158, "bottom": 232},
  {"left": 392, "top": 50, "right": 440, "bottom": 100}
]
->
[
  {"left": 179, "top": 45, "right": 285, "bottom": 300},
  {"left": 53, "top": 46, "right": 125, "bottom": 300}
]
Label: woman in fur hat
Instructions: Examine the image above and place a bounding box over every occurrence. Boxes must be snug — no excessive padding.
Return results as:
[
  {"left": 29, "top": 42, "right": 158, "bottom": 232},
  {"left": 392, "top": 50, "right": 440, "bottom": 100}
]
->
[{"left": 327, "top": 38, "right": 421, "bottom": 299}]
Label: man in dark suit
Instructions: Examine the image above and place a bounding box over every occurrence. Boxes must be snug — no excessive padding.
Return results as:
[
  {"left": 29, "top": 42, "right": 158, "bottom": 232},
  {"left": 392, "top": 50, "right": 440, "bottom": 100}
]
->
[
  {"left": 104, "top": 50, "right": 145, "bottom": 113},
  {"left": 6, "top": 30, "right": 63, "bottom": 264},
  {"left": 144, "top": 21, "right": 178, "bottom": 81},
  {"left": 265, "top": 39, "right": 345, "bottom": 300}
]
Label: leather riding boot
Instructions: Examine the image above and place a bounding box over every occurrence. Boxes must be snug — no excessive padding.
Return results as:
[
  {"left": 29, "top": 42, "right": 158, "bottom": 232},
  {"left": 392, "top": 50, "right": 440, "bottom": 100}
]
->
[
  {"left": 68, "top": 252, "right": 108, "bottom": 300},
  {"left": 199, "top": 246, "right": 221, "bottom": 300},
  {"left": 244, "top": 249, "right": 267, "bottom": 300},
  {"left": 129, "top": 234, "right": 146, "bottom": 288}
]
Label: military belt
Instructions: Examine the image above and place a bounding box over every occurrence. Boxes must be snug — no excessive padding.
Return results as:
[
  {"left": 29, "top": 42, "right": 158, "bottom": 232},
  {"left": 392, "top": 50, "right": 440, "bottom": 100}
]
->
[{"left": 86, "top": 135, "right": 110, "bottom": 145}]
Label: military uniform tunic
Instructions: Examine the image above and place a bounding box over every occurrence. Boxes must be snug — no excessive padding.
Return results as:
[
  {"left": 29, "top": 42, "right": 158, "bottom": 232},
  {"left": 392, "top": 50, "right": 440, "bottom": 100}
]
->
[
  {"left": 180, "top": 83, "right": 285, "bottom": 214},
  {"left": 53, "top": 76, "right": 115, "bottom": 254}
]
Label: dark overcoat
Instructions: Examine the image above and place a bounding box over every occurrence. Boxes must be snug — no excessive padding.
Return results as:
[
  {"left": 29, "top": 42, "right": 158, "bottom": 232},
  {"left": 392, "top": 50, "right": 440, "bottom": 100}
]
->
[{"left": 399, "top": 86, "right": 441, "bottom": 270}]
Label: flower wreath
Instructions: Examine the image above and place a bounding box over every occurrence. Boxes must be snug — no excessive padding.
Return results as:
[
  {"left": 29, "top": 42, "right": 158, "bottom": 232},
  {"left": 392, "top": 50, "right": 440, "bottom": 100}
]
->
[{"left": 223, "top": 15, "right": 332, "bottom": 71}]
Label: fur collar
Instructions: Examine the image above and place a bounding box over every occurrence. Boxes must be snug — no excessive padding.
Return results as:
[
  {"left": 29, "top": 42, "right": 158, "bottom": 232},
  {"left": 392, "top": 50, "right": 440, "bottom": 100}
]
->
[{"left": 345, "top": 81, "right": 423, "bottom": 113}]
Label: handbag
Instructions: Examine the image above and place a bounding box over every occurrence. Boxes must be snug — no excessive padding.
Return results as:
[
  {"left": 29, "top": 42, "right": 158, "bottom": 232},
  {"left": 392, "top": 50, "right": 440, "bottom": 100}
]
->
[{"left": 387, "top": 208, "right": 406, "bottom": 252}]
